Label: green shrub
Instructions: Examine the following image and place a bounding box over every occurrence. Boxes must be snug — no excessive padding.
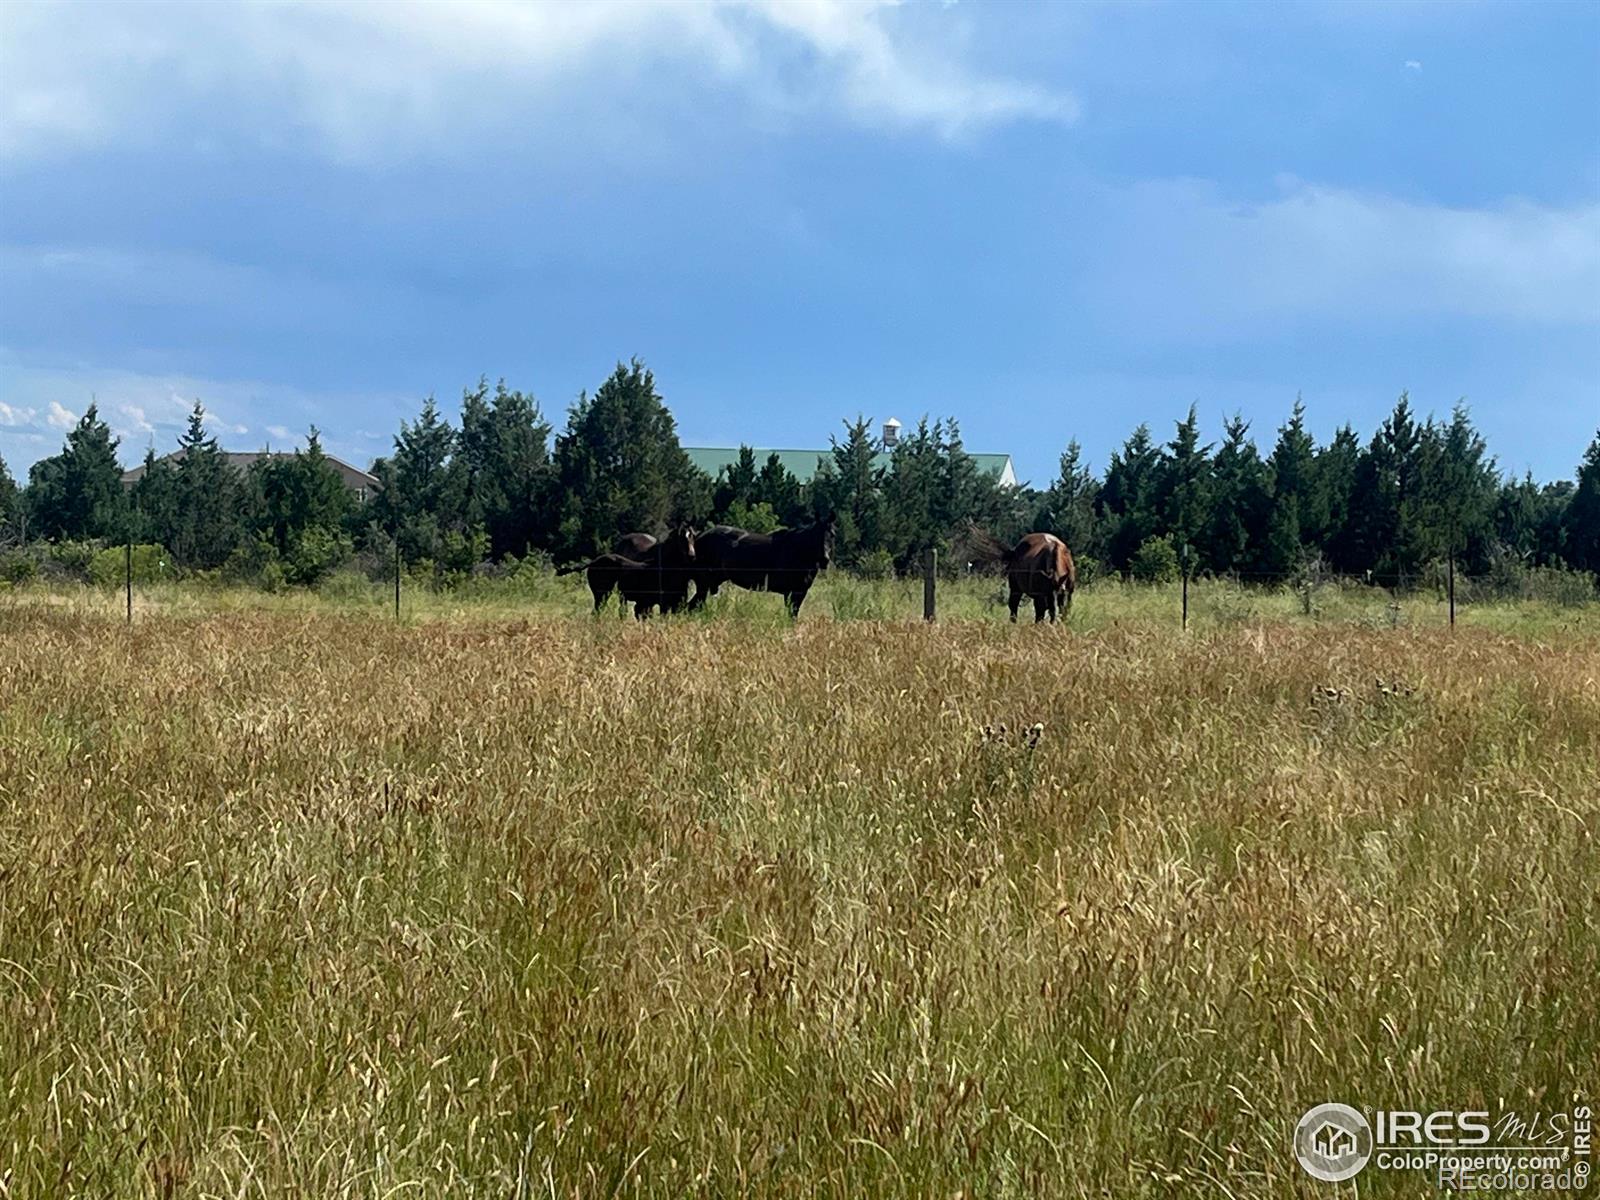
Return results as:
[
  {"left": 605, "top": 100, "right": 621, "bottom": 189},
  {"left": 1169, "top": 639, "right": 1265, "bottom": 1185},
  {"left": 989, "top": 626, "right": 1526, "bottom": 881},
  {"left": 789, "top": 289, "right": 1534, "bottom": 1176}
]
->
[
  {"left": 88, "top": 544, "right": 170, "bottom": 588},
  {"left": 0, "top": 551, "right": 38, "bottom": 585},
  {"left": 853, "top": 548, "right": 896, "bottom": 581},
  {"left": 1527, "top": 566, "right": 1598, "bottom": 607},
  {"left": 1470, "top": 549, "right": 1598, "bottom": 608},
  {"left": 723, "top": 500, "right": 781, "bottom": 534},
  {"left": 223, "top": 538, "right": 279, "bottom": 585},
  {"left": 316, "top": 569, "right": 380, "bottom": 605},
  {"left": 438, "top": 527, "right": 491, "bottom": 575},
  {"left": 1130, "top": 535, "right": 1179, "bottom": 584},
  {"left": 286, "top": 525, "right": 353, "bottom": 586},
  {"left": 47, "top": 540, "right": 99, "bottom": 581}
]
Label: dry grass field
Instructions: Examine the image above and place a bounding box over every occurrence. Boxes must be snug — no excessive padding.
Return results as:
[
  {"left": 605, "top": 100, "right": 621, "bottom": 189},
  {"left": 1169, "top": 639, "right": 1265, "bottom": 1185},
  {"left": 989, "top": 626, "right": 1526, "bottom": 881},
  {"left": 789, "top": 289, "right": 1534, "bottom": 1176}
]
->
[{"left": 1, "top": 583, "right": 1596, "bottom": 1196}]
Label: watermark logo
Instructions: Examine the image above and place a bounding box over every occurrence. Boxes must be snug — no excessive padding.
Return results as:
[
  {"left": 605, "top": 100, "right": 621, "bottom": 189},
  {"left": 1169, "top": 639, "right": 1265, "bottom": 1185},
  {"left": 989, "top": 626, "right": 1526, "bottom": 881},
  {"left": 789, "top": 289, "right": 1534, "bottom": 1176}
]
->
[
  {"left": 1291, "top": 1101, "right": 1592, "bottom": 1191},
  {"left": 1294, "top": 1103, "right": 1374, "bottom": 1182}
]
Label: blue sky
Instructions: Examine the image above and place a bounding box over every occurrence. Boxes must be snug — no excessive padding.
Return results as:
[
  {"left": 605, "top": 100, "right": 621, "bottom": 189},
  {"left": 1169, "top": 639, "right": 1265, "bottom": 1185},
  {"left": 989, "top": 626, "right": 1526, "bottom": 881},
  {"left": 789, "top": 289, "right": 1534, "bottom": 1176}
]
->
[{"left": 1, "top": 0, "right": 1596, "bottom": 488}]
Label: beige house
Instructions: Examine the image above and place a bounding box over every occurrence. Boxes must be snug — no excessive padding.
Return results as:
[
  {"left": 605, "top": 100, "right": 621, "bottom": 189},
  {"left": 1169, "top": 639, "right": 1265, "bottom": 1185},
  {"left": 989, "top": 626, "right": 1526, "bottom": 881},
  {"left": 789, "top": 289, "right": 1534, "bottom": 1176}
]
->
[{"left": 121, "top": 450, "right": 381, "bottom": 502}]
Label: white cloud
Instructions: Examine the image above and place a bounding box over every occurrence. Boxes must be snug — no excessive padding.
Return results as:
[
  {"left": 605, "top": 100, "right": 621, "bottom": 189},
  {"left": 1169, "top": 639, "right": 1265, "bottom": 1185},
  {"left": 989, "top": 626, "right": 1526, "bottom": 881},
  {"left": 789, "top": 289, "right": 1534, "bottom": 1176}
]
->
[
  {"left": 118, "top": 402, "right": 154, "bottom": 434},
  {"left": 1078, "top": 178, "right": 1600, "bottom": 337},
  {"left": 0, "top": 0, "right": 1072, "bottom": 160},
  {"left": 0, "top": 357, "right": 405, "bottom": 471},
  {"left": 1404, "top": 59, "right": 1423, "bottom": 71}
]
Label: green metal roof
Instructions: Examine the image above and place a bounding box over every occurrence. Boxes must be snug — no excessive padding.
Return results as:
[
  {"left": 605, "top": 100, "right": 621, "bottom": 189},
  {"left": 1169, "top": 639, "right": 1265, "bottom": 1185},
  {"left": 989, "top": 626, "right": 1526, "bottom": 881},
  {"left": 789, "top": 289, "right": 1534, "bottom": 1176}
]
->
[{"left": 684, "top": 447, "right": 1016, "bottom": 485}]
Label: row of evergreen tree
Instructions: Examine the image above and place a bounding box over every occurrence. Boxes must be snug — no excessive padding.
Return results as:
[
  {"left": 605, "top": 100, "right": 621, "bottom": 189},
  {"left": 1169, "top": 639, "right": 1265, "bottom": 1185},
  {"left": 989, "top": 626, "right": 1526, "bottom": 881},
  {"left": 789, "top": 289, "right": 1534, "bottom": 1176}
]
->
[{"left": 2, "top": 359, "right": 1597, "bottom": 586}]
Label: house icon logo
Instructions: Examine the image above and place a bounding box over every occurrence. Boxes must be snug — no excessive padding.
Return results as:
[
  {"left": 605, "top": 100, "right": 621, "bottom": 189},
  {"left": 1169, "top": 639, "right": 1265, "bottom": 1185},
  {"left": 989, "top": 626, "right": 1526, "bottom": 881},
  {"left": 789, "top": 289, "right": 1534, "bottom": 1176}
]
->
[{"left": 1294, "top": 1103, "right": 1373, "bottom": 1182}]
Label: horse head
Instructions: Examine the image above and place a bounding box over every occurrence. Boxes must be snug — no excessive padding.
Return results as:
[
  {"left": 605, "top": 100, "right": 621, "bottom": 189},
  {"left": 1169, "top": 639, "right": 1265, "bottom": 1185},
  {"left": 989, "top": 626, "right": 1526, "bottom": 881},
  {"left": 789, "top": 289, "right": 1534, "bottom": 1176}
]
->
[
  {"left": 664, "top": 523, "right": 697, "bottom": 565},
  {"left": 811, "top": 512, "right": 837, "bottom": 570}
]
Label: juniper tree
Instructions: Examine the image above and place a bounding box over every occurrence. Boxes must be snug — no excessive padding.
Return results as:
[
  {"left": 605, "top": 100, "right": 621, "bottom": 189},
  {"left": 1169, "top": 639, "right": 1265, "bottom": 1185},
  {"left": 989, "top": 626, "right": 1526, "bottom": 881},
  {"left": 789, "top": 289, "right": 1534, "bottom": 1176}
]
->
[
  {"left": 26, "top": 403, "right": 126, "bottom": 541},
  {"left": 1203, "top": 414, "right": 1267, "bottom": 574},
  {"left": 551, "top": 360, "right": 705, "bottom": 558},
  {"left": 1155, "top": 405, "right": 1212, "bottom": 565},
  {"left": 1565, "top": 431, "right": 1600, "bottom": 577}
]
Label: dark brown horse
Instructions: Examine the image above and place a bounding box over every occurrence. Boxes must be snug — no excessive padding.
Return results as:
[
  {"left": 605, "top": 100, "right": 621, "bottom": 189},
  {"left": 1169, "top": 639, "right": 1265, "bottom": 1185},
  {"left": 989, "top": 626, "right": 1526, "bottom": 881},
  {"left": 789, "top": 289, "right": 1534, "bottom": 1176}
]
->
[
  {"left": 557, "top": 526, "right": 697, "bottom": 617},
  {"left": 687, "top": 516, "right": 836, "bottom": 619},
  {"left": 966, "top": 526, "right": 1076, "bottom": 623}
]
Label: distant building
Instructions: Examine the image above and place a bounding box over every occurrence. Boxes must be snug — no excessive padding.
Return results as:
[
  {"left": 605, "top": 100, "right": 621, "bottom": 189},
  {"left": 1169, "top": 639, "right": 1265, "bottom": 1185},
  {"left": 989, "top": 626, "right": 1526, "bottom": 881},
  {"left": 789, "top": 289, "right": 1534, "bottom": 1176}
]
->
[
  {"left": 121, "top": 449, "right": 381, "bottom": 502},
  {"left": 683, "top": 418, "right": 1018, "bottom": 488}
]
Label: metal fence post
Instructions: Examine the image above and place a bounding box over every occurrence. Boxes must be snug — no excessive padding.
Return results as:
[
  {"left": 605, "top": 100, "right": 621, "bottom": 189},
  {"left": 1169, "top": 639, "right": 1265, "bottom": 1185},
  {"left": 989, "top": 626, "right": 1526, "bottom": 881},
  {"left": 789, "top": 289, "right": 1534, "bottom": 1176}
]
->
[
  {"left": 923, "top": 548, "right": 936, "bottom": 622},
  {"left": 1180, "top": 543, "right": 1189, "bottom": 632},
  {"left": 125, "top": 540, "right": 132, "bottom": 625},
  {"left": 1448, "top": 550, "right": 1456, "bottom": 628},
  {"left": 394, "top": 538, "right": 401, "bottom": 620}
]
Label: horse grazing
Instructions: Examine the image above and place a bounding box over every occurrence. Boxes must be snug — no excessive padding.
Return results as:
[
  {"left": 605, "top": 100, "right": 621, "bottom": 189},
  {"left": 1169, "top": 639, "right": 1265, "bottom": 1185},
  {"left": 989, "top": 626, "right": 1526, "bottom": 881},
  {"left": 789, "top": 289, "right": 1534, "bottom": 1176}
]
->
[
  {"left": 966, "top": 525, "right": 1076, "bottom": 623},
  {"left": 556, "top": 526, "right": 697, "bottom": 617},
  {"left": 688, "top": 515, "right": 836, "bottom": 619}
]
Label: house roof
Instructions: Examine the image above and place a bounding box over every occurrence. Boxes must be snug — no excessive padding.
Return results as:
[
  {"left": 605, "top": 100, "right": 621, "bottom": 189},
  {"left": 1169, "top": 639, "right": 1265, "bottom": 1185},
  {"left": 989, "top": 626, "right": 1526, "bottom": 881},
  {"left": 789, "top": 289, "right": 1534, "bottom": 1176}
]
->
[
  {"left": 121, "top": 448, "right": 380, "bottom": 491},
  {"left": 684, "top": 447, "right": 1018, "bottom": 487}
]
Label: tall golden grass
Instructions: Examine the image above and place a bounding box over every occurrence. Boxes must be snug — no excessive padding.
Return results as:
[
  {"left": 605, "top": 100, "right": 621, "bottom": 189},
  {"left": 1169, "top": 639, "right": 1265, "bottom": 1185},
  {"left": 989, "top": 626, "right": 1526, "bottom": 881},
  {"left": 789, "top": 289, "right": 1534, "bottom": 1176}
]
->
[{"left": 1, "top": 590, "right": 1595, "bottom": 1196}]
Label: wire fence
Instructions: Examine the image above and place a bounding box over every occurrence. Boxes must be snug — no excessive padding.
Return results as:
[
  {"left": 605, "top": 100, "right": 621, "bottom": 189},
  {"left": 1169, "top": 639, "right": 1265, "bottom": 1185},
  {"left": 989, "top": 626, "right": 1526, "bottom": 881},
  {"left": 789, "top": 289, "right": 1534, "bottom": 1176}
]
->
[{"left": 35, "top": 536, "right": 1589, "bottom": 629}]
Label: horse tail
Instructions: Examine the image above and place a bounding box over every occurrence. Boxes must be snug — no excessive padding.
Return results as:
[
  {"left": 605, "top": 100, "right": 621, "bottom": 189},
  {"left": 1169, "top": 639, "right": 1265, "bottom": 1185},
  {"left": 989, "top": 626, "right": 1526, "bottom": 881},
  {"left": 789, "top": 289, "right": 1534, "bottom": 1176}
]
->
[
  {"left": 962, "top": 521, "right": 1015, "bottom": 567},
  {"left": 554, "top": 560, "right": 592, "bottom": 577}
]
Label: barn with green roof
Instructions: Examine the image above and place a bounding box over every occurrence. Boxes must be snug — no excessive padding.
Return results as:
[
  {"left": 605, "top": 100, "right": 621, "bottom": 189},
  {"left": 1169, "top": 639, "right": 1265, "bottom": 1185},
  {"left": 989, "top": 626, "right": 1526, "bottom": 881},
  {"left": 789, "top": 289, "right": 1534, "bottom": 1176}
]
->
[{"left": 683, "top": 419, "right": 1018, "bottom": 488}]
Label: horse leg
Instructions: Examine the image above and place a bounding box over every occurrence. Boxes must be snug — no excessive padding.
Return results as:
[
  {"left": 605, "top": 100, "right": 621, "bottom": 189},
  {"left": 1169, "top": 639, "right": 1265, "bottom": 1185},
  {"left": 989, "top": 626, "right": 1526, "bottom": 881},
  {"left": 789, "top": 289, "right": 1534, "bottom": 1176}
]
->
[
  {"left": 1033, "top": 594, "right": 1049, "bottom": 623},
  {"left": 1008, "top": 580, "right": 1022, "bottom": 623},
  {"left": 786, "top": 589, "right": 806, "bottom": 620},
  {"left": 689, "top": 579, "right": 718, "bottom": 611}
]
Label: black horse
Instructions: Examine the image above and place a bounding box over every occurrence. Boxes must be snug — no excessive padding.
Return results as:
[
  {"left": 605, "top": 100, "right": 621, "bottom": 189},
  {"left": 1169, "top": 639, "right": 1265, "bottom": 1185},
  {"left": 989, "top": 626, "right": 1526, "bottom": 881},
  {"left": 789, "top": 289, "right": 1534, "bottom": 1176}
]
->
[
  {"left": 687, "top": 516, "right": 835, "bottom": 618},
  {"left": 557, "top": 526, "right": 697, "bottom": 617},
  {"left": 612, "top": 532, "right": 657, "bottom": 558}
]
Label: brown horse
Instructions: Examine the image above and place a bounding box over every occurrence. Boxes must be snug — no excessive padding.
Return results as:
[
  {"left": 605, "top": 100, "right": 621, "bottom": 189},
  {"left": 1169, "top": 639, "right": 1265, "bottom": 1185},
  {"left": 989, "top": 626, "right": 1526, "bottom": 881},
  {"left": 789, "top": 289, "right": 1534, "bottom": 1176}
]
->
[
  {"left": 966, "top": 526, "right": 1076, "bottom": 623},
  {"left": 557, "top": 526, "right": 697, "bottom": 617}
]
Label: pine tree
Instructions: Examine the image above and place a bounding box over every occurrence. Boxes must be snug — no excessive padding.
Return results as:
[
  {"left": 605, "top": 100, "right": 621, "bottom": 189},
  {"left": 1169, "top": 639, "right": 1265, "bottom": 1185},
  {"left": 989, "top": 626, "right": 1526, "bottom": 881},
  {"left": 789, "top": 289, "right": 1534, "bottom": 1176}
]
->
[
  {"left": 755, "top": 454, "right": 805, "bottom": 526},
  {"left": 1100, "top": 425, "right": 1163, "bottom": 574},
  {"left": 551, "top": 360, "right": 703, "bottom": 557},
  {"left": 937, "top": 419, "right": 1002, "bottom": 538},
  {"left": 1345, "top": 393, "right": 1428, "bottom": 584},
  {"left": 811, "top": 416, "right": 885, "bottom": 566},
  {"left": 169, "top": 402, "right": 241, "bottom": 569},
  {"left": 1260, "top": 398, "right": 1318, "bottom": 577},
  {"left": 130, "top": 448, "right": 180, "bottom": 548},
  {"left": 454, "top": 378, "right": 496, "bottom": 535},
  {"left": 881, "top": 418, "right": 943, "bottom": 570},
  {"left": 1492, "top": 473, "right": 1573, "bottom": 568},
  {"left": 713, "top": 446, "right": 761, "bottom": 519},
  {"left": 1419, "top": 404, "right": 1498, "bottom": 571},
  {"left": 26, "top": 403, "right": 127, "bottom": 540},
  {"left": 1035, "top": 440, "right": 1100, "bottom": 556},
  {"left": 373, "top": 397, "right": 463, "bottom": 561},
  {"left": 259, "top": 429, "right": 352, "bottom": 551},
  {"left": 1156, "top": 405, "right": 1212, "bottom": 563},
  {"left": 1316, "top": 425, "right": 1361, "bottom": 570},
  {"left": 454, "top": 379, "right": 554, "bottom": 557},
  {"left": 0, "top": 454, "right": 18, "bottom": 543},
  {"left": 1565, "top": 431, "right": 1600, "bottom": 576},
  {"left": 1203, "top": 414, "right": 1266, "bottom": 574}
]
